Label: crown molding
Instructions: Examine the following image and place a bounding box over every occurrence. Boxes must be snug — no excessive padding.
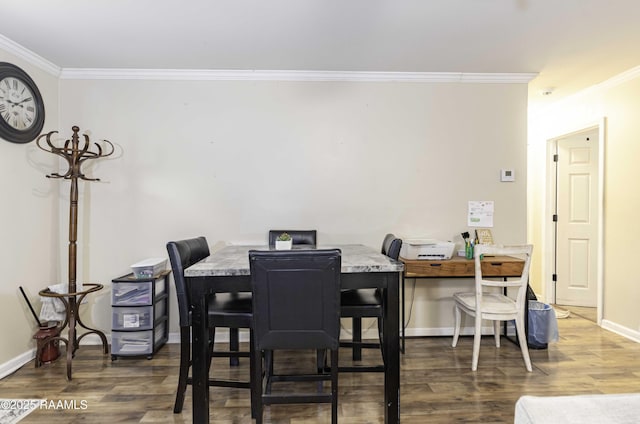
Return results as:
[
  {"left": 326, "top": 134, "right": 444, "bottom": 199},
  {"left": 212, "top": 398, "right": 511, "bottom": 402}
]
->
[
  {"left": 0, "top": 34, "right": 61, "bottom": 77},
  {"left": 535, "top": 64, "right": 640, "bottom": 112},
  {"left": 1, "top": 34, "right": 536, "bottom": 83},
  {"left": 583, "top": 64, "right": 640, "bottom": 94},
  {"left": 59, "top": 68, "right": 537, "bottom": 83}
]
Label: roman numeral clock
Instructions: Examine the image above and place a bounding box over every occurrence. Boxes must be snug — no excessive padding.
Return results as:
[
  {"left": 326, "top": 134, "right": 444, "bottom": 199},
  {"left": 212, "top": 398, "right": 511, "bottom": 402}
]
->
[{"left": 0, "top": 62, "right": 45, "bottom": 144}]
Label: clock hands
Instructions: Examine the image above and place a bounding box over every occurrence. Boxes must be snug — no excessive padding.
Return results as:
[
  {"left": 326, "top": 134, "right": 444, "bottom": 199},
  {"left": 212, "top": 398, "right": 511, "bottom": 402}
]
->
[
  {"left": 15, "top": 97, "right": 32, "bottom": 106},
  {"left": 1, "top": 95, "right": 35, "bottom": 130},
  {"left": 0, "top": 80, "right": 33, "bottom": 108},
  {"left": 4, "top": 97, "right": 32, "bottom": 107},
  {"left": 4, "top": 99, "right": 20, "bottom": 107}
]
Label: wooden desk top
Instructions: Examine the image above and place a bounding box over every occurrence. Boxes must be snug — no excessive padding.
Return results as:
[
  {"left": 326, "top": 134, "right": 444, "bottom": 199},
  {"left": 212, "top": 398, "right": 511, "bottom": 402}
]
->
[{"left": 401, "top": 255, "right": 524, "bottom": 278}]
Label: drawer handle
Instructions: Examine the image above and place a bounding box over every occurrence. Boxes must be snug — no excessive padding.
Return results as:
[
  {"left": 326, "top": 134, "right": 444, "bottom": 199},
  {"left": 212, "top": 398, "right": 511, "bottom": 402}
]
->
[
  {"left": 429, "top": 263, "right": 442, "bottom": 267},
  {"left": 490, "top": 262, "right": 503, "bottom": 266}
]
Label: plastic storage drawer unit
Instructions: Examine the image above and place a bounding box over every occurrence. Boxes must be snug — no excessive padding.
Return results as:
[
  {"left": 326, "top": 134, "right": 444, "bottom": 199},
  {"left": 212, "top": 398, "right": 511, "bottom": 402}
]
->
[
  {"left": 111, "top": 270, "right": 170, "bottom": 360},
  {"left": 111, "top": 323, "right": 166, "bottom": 356}
]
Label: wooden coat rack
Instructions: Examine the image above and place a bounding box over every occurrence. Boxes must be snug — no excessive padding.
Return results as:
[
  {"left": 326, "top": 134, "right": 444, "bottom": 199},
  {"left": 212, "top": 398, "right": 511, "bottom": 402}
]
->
[{"left": 36, "top": 126, "right": 113, "bottom": 379}]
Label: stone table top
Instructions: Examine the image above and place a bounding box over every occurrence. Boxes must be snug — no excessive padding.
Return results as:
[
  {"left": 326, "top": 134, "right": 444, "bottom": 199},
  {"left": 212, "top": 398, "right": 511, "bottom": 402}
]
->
[{"left": 185, "top": 244, "right": 404, "bottom": 277}]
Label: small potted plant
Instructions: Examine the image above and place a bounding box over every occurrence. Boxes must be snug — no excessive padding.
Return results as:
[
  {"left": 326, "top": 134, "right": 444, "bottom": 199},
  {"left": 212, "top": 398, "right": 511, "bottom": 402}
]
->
[{"left": 275, "top": 232, "right": 293, "bottom": 250}]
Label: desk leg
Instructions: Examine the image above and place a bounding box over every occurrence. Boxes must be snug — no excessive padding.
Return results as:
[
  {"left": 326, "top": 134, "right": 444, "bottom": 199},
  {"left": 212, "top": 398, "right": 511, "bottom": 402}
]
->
[
  {"left": 401, "top": 274, "right": 405, "bottom": 354},
  {"left": 191, "top": 281, "right": 210, "bottom": 424},
  {"left": 383, "top": 272, "right": 401, "bottom": 424}
]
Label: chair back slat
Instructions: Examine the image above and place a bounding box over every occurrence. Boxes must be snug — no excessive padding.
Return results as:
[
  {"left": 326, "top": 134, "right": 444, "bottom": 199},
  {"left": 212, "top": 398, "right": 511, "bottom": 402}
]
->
[
  {"left": 249, "top": 249, "right": 341, "bottom": 351},
  {"left": 166, "top": 236, "right": 210, "bottom": 327},
  {"left": 474, "top": 244, "right": 533, "bottom": 308},
  {"left": 268, "top": 230, "right": 317, "bottom": 246},
  {"left": 381, "top": 233, "right": 403, "bottom": 260}
]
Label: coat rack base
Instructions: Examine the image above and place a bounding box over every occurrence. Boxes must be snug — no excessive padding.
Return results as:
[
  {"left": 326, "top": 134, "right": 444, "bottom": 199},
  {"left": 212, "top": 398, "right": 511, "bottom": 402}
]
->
[{"left": 38, "top": 283, "right": 109, "bottom": 380}]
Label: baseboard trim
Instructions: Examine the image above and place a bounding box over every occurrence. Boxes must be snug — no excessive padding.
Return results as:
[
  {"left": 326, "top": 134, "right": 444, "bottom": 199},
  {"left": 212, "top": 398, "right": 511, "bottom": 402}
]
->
[
  {"left": 0, "top": 349, "right": 35, "bottom": 380},
  {"left": 601, "top": 319, "right": 640, "bottom": 343}
]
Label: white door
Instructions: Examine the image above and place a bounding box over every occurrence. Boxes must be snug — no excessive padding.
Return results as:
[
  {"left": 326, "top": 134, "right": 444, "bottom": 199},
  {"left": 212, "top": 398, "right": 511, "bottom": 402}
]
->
[{"left": 555, "top": 129, "right": 599, "bottom": 306}]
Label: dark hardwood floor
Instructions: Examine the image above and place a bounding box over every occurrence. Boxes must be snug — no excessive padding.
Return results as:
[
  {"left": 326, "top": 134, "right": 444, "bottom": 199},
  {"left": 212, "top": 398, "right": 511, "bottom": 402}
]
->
[{"left": 2, "top": 313, "right": 640, "bottom": 423}]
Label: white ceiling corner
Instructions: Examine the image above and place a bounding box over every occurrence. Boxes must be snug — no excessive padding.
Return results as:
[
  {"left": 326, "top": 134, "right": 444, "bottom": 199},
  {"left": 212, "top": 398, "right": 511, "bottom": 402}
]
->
[
  {"left": 1, "top": 0, "right": 639, "bottom": 105},
  {"left": 0, "top": 33, "right": 60, "bottom": 77}
]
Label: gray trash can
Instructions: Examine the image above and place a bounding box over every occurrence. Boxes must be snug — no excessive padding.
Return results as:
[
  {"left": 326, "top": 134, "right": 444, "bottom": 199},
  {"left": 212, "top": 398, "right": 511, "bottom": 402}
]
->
[{"left": 527, "top": 300, "right": 559, "bottom": 349}]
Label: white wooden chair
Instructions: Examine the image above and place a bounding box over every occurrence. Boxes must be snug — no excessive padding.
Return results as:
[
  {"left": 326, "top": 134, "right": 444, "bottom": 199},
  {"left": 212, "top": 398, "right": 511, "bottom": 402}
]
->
[{"left": 451, "top": 244, "right": 533, "bottom": 372}]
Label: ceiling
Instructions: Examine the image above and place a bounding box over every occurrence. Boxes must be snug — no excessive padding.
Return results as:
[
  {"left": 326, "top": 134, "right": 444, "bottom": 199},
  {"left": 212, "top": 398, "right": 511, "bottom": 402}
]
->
[{"left": 2, "top": 0, "right": 640, "bottom": 107}]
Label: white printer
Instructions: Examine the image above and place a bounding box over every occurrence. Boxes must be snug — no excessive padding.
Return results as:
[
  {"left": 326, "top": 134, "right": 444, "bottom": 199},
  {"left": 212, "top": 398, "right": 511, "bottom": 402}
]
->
[{"left": 400, "top": 238, "right": 456, "bottom": 260}]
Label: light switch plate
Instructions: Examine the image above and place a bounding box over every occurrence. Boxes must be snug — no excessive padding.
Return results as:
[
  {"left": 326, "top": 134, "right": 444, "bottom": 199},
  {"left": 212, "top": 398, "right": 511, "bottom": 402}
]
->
[{"left": 501, "top": 169, "right": 515, "bottom": 182}]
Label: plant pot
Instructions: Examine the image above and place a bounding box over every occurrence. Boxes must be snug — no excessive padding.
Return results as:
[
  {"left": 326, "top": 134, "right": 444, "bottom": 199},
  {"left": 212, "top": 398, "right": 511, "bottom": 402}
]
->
[{"left": 275, "top": 240, "right": 292, "bottom": 250}]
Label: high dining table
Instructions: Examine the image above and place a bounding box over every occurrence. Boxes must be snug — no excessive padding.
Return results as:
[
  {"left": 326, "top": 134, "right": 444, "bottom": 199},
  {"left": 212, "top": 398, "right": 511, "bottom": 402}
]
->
[{"left": 184, "top": 244, "right": 404, "bottom": 424}]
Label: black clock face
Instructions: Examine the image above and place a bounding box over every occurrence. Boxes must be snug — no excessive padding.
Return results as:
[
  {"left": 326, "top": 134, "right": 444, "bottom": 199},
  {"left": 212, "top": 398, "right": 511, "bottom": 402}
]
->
[{"left": 0, "top": 62, "right": 45, "bottom": 144}]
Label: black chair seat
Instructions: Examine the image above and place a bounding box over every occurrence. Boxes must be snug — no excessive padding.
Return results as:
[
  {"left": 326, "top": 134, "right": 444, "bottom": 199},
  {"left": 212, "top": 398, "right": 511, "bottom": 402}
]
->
[
  {"left": 340, "top": 289, "right": 382, "bottom": 314},
  {"left": 210, "top": 292, "right": 252, "bottom": 314},
  {"left": 207, "top": 292, "right": 253, "bottom": 329}
]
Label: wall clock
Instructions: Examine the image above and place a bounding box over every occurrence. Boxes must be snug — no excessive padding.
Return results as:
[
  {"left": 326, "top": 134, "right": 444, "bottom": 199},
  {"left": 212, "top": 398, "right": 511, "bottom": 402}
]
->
[{"left": 0, "top": 62, "right": 45, "bottom": 144}]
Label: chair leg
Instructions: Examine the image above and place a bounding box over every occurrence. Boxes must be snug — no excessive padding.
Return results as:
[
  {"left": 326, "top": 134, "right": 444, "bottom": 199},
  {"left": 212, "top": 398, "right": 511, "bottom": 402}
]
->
[
  {"left": 493, "top": 320, "right": 501, "bottom": 348},
  {"left": 253, "top": 346, "right": 264, "bottom": 424},
  {"left": 352, "top": 317, "right": 362, "bottom": 360},
  {"left": 208, "top": 327, "right": 215, "bottom": 375},
  {"left": 264, "top": 350, "right": 274, "bottom": 394},
  {"left": 208, "top": 327, "right": 215, "bottom": 355},
  {"left": 229, "top": 327, "right": 240, "bottom": 366},
  {"left": 471, "top": 315, "right": 482, "bottom": 371},
  {"left": 515, "top": 315, "right": 533, "bottom": 372},
  {"left": 173, "top": 328, "right": 191, "bottom": 413},
  {"left": 377, "top": 315, "right": 385, "bottom": 364},
  {"left": 317, "top": 349, "right": 327, "bottom": 373},
  {"left": 331, "top": 348, "right": 339, "bottom": 424},
  {"left": 452, "top": 305, "right": 461, "bottom": 347},
  {"left": 249, "top": 330, "right": 260, "bottom": 419}
]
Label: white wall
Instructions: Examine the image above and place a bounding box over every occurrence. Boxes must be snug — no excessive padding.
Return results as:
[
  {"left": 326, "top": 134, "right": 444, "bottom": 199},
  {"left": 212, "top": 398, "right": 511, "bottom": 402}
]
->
[
  {"left": 58, "top": 77, "right": 529, "bottom": 337},
  {"left": 0, "top": 52, "right": 530, "bottom": 369},
  {"left": 0, "top": 49, "right": 59, "bottom": 372},
  {"left": 528, "top": 68, "right": 640, "bottom": 341}
]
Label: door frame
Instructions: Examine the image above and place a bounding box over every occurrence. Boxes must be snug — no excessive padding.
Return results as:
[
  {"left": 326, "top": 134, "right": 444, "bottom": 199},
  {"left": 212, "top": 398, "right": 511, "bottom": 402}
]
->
[{"left": 544, "top": 118, "right": 605, "bottom": 324}]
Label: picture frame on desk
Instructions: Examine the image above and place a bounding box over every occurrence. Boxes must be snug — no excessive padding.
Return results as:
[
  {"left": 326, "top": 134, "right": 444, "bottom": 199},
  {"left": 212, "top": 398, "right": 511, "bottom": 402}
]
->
[{"left": 475, "top": 228, "right": 494, "bottom": 244}]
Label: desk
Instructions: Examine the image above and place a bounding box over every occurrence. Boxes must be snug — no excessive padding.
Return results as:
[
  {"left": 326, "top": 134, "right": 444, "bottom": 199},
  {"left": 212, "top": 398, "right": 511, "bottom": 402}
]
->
[
  {"left": 400, "top": 255, "right": 525, "bottom": 352},
  {"left": 185, "top": 244, "right": 404, "bottom": 424}
]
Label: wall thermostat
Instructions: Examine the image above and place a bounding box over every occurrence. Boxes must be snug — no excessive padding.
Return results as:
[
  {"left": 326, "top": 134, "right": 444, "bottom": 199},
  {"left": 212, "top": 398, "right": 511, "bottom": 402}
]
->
[{"left": 501, "top": 169, "right": 515, "bottom": 182}]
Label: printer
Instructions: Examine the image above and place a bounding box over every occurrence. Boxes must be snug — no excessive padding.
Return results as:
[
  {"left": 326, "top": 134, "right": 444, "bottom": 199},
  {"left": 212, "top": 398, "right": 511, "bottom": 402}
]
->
[{"left": 400, "top": 238, "right": 456, "bottom": 260}]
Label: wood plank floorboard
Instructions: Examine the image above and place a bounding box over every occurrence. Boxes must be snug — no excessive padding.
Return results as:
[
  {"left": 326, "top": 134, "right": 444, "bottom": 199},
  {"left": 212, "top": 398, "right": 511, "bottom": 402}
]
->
[
  {"left": 2, "top": 314, "right": 640, "bottom": 423},
  {"left": 554, "top": 304, "right": 597, "bottom": 323}
]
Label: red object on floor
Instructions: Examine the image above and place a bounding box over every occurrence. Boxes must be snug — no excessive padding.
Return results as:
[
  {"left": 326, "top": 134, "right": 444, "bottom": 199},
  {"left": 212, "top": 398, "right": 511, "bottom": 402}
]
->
[{"left": 33, "top": 324, "right": 61, "bottom": 366}]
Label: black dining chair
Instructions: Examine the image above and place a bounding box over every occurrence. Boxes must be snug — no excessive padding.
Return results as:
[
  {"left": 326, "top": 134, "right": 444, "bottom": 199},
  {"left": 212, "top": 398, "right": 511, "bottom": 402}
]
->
[
  {"left": 339, "top": 234, "right": 402, "bottom": 373},
  {"left": 268, "top": 229, "right": 317, "bottom": 246},
  {"left": 249, "top": 249, "right": 341, "bottom": 424},
  {"left": 269, "top": 229, "right": 328, "bottom": 371},
  {"left": 166, "top": 236, "right": 256, "bottom": 415}
]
